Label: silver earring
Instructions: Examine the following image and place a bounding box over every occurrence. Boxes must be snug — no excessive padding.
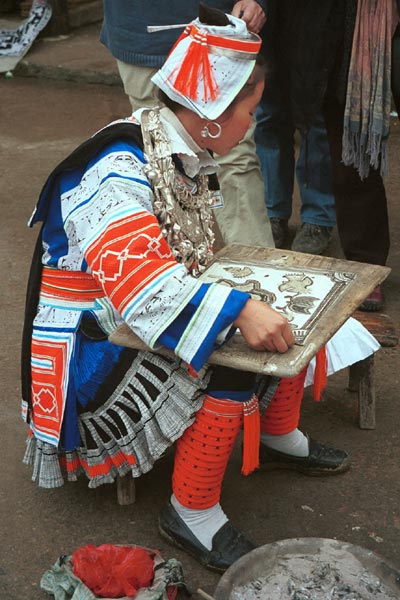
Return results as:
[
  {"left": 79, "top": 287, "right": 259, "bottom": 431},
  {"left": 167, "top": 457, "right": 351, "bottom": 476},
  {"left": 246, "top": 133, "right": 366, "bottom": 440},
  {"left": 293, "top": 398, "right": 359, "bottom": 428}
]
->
[{"left": 200, "top": 121, "right": 222, "bottom": 139}]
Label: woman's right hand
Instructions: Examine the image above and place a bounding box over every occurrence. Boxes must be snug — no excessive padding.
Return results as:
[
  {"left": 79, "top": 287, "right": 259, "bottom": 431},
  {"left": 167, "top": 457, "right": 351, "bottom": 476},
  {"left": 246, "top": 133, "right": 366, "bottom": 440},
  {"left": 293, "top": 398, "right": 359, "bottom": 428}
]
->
[{"left": 233, "top": 298, "right": 295, "bottom": 353}]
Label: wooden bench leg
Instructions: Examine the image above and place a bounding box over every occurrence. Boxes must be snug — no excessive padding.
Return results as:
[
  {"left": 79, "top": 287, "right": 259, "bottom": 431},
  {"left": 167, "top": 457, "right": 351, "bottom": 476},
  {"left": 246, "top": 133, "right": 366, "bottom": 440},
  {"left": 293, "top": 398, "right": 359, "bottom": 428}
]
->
[
  {"left": 117, "top": 475, "right": 136, "bottom": 505},
  {"left": 348, "top": 355, "right": 376, "bottom": 429}
]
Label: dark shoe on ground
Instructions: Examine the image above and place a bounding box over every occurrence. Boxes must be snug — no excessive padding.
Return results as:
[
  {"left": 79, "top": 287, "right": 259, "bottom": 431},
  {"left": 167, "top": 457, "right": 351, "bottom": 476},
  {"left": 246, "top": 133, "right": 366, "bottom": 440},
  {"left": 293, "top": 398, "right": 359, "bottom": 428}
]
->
[
  {"left": 270, "top": 217, "right": 289, "bottom": 248},
  {"left": 359, "top": 285, "right": 384, "bottom": 312},
  {"left": 158, "top": 501, "right": 255, "bottom": 572},
  {"left": 291, "top": 223, "right": 333, "bottom": 254},
  {"left": 259, "top": 436, "right": 350, "bottom": 476}
]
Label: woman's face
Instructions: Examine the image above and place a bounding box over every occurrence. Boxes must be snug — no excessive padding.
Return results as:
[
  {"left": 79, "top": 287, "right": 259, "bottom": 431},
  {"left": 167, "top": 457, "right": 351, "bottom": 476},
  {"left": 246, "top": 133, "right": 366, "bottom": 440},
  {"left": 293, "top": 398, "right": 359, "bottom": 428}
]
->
[{"left": 206, "top": 78, "right": 265, "bottom": 156}]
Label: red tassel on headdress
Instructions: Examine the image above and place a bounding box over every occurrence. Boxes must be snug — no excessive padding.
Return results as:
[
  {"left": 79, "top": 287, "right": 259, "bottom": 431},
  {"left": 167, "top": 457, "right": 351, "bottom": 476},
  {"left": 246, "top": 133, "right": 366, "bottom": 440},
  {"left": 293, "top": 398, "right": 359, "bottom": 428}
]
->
[
  {"left": 313, "top": 346, "right": 328, "bottom": 401},
  {"left": 241, "top": 394, "right": 260, "bottom": 476},
  {"left": 168, "top": 28, "right": 219, "bottom": 101}
]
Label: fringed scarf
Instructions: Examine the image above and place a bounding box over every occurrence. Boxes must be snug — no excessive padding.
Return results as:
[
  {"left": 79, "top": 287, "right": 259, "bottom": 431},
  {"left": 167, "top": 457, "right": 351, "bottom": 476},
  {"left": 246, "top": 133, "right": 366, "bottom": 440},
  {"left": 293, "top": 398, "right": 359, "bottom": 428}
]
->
[{"left": 342, "top": 0, "right": 399, "bottom": 179}]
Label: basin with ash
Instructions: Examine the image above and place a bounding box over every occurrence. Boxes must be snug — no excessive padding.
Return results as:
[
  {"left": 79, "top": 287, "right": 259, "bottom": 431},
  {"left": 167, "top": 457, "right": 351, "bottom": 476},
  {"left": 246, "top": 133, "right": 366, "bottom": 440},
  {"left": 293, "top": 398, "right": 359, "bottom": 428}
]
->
[{"left": 214, "top": 538, "right": 400, "bottom": 600}]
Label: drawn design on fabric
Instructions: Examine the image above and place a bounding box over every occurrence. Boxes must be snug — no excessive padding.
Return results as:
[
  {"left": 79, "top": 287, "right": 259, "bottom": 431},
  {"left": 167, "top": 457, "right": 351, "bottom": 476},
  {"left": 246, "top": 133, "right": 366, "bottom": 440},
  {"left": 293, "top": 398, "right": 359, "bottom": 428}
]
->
[{"left": 201, "top": 259, "right": 356, "bottom": 344}]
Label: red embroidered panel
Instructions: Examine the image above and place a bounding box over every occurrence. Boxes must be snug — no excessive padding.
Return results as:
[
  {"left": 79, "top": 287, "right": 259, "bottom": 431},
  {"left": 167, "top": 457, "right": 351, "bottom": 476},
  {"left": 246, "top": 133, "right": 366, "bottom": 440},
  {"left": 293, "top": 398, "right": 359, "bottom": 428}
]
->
[
  {"left": 31, "top": 336, "right": 70, "bottom": 445},
  {"left": 85, "top": 212, "right": 178, "bottom": 313}
]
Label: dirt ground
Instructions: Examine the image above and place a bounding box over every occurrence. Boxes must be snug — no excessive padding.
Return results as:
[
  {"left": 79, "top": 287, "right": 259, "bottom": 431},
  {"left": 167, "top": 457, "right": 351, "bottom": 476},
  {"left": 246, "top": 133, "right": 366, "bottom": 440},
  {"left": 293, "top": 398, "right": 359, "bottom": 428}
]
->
[{"left": 1, "top": 76, "right": 399, "bottom": 600}]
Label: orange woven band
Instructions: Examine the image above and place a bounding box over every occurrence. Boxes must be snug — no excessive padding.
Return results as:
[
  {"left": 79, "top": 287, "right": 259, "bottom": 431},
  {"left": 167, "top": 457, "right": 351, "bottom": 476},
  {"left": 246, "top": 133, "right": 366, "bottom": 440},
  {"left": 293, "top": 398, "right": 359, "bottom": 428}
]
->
[
  {"left": 41, "top": 266, "right": 105, "bottom": 303},
  {"left": 189, "top": 23, "right": 261, "bottom": 57}
]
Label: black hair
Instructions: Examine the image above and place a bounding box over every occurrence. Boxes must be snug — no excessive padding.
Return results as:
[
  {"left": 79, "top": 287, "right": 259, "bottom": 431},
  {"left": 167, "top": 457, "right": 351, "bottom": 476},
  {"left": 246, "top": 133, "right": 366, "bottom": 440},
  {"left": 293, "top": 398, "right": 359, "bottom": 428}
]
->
[
  {"left": 157, "top": 89, "right": 184, "bottom": 113},
  {"left": 198, "top": 3, "right": 230, "bottom": 26}
]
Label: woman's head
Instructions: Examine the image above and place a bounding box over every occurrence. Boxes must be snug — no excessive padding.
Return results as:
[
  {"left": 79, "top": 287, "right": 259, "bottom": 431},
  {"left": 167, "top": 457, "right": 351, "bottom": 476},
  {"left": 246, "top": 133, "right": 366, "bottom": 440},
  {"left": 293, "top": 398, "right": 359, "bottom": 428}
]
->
[
  {"left": 151, "top": 7, "right": 262, "bottom": 122},
  {"left": 208, "top": 61, "right": 265, "bottom": 154},
  {"left": 159, "top": 59, "right": 265, "bottom": 156}
]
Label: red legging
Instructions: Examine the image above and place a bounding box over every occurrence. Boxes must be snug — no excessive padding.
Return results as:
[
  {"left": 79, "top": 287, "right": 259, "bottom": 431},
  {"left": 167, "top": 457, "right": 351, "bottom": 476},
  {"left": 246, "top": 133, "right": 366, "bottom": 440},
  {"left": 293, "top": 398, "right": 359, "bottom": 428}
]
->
[
  {"left": 260, "top": 367, "right": 308, "bottom": 435},
  {"left": 173, "top": 369, "right": 308, "bottom": 509},
  {"left": 172, "top": 395, "right": 244, "bottom": 509}
]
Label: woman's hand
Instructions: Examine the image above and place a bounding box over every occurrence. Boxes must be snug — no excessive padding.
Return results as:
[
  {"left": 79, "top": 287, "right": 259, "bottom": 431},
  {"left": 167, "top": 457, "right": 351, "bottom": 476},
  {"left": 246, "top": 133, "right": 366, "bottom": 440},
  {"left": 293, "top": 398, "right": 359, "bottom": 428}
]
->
[
  {"left": 233, "top": 298, "right": 295, "bottom": 353},
  {"left": 231, "top": 0, "right": 267, "bottom": 33}
]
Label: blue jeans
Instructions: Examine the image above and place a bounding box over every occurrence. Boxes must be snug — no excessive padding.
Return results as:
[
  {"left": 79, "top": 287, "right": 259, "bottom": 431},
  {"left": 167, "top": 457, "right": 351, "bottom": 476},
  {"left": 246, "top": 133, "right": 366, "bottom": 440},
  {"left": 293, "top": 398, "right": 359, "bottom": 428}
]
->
[{"left": 255, "top": 82, "right": 336, "bottom": 228}]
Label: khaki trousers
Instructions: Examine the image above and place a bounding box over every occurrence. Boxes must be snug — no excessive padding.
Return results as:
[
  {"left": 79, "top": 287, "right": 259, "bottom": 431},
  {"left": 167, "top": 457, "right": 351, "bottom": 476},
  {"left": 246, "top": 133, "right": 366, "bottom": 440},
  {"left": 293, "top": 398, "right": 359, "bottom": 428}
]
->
[{"left": 117, "top": 60, "right": 274, "bottom": 248}]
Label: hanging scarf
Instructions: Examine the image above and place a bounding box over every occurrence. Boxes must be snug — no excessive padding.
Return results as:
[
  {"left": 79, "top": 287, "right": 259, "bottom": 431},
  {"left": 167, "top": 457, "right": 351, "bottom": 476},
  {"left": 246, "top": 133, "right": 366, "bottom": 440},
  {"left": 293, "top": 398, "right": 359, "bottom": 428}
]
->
[{"left": 342, "top": 0, "right": 399, "bottom": 179}]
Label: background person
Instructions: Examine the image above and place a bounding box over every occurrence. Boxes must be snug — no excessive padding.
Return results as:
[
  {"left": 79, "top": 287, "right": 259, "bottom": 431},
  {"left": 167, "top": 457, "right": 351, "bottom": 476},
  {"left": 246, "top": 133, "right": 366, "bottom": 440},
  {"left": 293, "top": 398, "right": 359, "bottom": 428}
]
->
[
  {"left": 265, "top": 0, "right": 399, "bottom": 311},
  {"left": 255, "top": 0, "right": 336, "bottom": 255},
  {"left": 324, "top": 0, "right": 399, "bottom": 311}
]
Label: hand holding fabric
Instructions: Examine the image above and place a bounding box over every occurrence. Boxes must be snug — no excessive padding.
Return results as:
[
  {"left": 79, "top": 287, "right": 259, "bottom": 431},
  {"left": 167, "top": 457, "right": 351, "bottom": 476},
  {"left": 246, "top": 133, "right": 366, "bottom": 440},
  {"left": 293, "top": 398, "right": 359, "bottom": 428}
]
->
[
  {"left": 234, "top": 298, "right": 295, "bottom": 353},
  {"left": 231, "top": 0, "right": 266, "bottom": 33}
]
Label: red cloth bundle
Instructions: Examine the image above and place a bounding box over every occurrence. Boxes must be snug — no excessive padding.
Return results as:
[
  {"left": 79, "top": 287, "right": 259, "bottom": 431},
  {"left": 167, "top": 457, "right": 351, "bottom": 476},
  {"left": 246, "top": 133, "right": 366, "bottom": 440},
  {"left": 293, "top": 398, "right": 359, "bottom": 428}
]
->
[{"left": 72, "top": 544, "right": 154, "bottom": 598}]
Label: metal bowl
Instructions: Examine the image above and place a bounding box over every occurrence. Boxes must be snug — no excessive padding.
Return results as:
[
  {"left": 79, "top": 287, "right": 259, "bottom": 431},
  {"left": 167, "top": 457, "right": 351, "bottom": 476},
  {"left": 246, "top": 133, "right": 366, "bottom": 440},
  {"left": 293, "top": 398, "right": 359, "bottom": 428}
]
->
[{"left": 214, "top": 538, "right": 400, "bottom": 599}]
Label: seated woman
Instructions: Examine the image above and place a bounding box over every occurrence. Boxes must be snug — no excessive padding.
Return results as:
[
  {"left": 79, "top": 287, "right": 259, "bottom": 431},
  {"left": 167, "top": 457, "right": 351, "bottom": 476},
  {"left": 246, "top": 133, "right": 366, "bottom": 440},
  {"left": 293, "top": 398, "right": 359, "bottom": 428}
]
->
[{"left": 21, "top": 6, "right": 378, "bottom": 572}]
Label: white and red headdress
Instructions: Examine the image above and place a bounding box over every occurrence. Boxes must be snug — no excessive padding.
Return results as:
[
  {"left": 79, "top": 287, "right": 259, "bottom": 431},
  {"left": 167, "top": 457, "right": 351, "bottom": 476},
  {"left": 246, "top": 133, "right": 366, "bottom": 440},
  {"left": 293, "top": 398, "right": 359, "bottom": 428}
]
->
[{"left": 151, "top": 15, "right": 261, "bottom": 120}]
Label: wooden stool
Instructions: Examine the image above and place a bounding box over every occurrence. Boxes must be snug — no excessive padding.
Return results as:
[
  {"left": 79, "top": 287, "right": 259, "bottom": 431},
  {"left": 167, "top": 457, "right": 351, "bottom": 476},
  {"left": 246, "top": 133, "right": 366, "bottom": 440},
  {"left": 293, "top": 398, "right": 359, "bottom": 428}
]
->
[
  {"left": 116, "top": 475, "right": 136, "bottom": 506},
  {"left": 349, "top": 311, "right": 398, "bottom": 429}
]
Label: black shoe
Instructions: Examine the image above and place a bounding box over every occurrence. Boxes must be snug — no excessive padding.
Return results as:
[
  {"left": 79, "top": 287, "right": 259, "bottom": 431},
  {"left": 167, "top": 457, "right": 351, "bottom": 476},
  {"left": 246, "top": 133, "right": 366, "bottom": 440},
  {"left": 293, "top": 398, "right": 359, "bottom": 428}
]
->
[
  {"left": 359, "top": 285, "right": 384, "bottom": 312},
  {"left": 259, "top": 436, "right": 350, "bottom": 476},
  {"left": 270, "top": 218, "right": 289, "bottom": 248},
  {"left": 291, "top": 223, "right": 333, "bottom": 255},
  {"left": 158, "top": 501, "right": 255, "bottom": 572}
]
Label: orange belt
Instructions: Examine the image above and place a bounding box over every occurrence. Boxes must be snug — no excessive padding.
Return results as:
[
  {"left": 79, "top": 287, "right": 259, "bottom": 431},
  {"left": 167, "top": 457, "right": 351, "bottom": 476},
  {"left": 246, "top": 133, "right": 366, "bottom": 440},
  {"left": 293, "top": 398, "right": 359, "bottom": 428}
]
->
[{"left": 40, "top": 266, "right": 105, "bottom": 303}]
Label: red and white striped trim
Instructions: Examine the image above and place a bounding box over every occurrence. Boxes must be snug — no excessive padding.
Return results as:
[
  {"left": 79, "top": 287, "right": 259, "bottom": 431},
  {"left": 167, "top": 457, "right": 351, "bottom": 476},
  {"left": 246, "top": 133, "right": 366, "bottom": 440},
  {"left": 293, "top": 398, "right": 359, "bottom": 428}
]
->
[{"left": 188, "top": 23, "right": 261, "bottom": 56}]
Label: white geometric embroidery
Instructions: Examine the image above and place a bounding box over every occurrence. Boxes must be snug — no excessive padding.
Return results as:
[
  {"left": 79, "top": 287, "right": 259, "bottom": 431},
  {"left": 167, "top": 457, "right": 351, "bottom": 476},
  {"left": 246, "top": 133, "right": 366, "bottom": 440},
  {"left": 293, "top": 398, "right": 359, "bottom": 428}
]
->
[
  {"left": 93, "top": 234, "right": 171, "bottom": 283},
  {"left": 33, "top": 387, "right": 58, "bottom": 418}
]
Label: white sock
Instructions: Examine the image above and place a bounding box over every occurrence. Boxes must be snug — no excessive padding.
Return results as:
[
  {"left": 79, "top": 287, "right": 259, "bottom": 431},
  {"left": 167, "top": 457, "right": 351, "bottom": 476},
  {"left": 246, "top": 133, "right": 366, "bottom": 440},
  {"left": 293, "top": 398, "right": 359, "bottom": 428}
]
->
[
  {"left": 260, "top": 428, "right": 309, "bottom": 457},
  {"left": 171, "top": 494, "right": 229, "bottom": 551}
]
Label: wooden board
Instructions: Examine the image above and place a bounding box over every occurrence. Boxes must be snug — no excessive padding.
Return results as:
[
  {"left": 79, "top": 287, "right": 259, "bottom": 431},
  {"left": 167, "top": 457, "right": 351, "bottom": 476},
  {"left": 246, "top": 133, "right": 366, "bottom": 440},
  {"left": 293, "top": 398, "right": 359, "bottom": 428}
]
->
[{"left": 109, "top": 244, "right": 390, "bottom": 378}]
